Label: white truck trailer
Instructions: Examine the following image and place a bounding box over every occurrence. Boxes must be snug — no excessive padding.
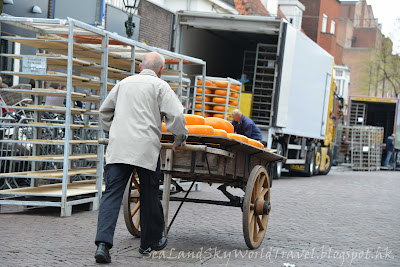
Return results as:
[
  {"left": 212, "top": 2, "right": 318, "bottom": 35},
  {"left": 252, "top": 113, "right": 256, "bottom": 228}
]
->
[{"left": 174, "top": 11, "right": 336, "bottom": 178}]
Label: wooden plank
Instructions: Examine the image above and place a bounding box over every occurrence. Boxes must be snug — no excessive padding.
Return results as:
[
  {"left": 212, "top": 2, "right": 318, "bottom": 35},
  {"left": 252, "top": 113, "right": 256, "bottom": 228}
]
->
[
  {"left": 3, "top": 167, "right": 97, "bottom": 178},
  {"left": 1, "top": 71, "right": 115, "bottom": 90},
  {"left": 0, "top": 179, "right": 104, "bottom": 197}
]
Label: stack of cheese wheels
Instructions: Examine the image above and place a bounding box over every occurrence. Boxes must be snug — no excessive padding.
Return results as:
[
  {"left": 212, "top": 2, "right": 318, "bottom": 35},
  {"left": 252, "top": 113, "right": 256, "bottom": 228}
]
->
[
  {"left": 248, "top": 139, "right": 264, "bottom": 149},
  {"left": 204, "top": 117, "right": 233, "bottom": 138},
  {"left": 184, "top": 114, "right": 214, "bottom": 135},
  {"left": 227, "top": 133, "right": 249, "bottom": 143}
]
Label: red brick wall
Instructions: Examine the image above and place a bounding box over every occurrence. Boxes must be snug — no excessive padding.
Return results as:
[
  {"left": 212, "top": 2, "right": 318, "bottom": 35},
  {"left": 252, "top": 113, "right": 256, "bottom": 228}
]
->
[
  {"left": 319, "top": 32, "right": 337, "bottom": 56},
  {"left": 342, "top": 48, "right": 372, "bottom": 97},
  {"left": 352, "top": 28, "right": 379, "bottom": 49},
  {"left": 301, "top": 0, "right": 340, "bottom": 59},
  {"left": 300, "top": 0, "right": 320, "bottom": 43},
  {"left": 335, "top": 43, "right": 343, "bottom": 65},
  {"left": 137, "top": 0, "right": 174, "bottom": 50}
]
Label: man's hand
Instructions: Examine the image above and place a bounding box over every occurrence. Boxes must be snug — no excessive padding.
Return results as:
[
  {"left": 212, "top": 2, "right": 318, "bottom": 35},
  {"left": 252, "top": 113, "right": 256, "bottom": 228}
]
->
[{"left": 172, "top": 142, "right": 180, "bottom": 153}]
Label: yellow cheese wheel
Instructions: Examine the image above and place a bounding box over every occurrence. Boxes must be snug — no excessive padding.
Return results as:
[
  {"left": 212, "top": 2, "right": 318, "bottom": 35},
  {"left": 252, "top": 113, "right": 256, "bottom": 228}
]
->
[
  {"left": 213, "top": 105, "right": 226, "bottom": 111},
  {"left": 196, "top": 96, "right": 211, "bottom": 102},
  {"left": 213, "top": 129, "right": 228, "bottom": 137},
  {"left": 184, "top": 114, "right": 205, "bottom": 125},
  {"left": 215, "top": 89, "right": 228, "bottom": 96},
  {"left": 248, "top": 139, "right": 264, "bottom": 149},
  {"left": 204, "top": 117, "right": 234, "bottom": 134},
  {"left": 195, "top": 104, "right": 212, "bottom": 110},
  {"left": 197, "top": 80, "right": 213, "bottom": 86},
  {"left": 216, "top": 81, "right": 228, "bottom": 88},
  {"left": 230, "top": 84, "right": 241, "bottom": 91},
  {"left": 229, "top": 100, "right": 238, "bottom": 106},
  {"left": 196, "top": 88, "right": 212, "bottom": 95},
  {"left": 227, "top": 133, "right": 249, "bottom": 143},
  {"left": 187, "top": 125, "right": 214, "bottom": 135},
  {"left": 162, "top": 122, "right": 168, "bottom": 133},
  {"left": 213, "top": 114, "right": 229, "bottom": 120},
  {"left": 212, "top": 97, "right": 226, "bottom": 104}
]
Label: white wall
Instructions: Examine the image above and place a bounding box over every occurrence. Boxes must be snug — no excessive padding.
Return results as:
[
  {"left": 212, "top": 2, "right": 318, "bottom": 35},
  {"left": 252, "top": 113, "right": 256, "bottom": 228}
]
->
[
  {"left": 162, "top": 0, "right": 236, "bottom": 13},
  {"left": 278, "top": 0, "right": 305, "bottom": 30},
  {"left": 261, "top": 0, "right": 278, "bottom": 16}
]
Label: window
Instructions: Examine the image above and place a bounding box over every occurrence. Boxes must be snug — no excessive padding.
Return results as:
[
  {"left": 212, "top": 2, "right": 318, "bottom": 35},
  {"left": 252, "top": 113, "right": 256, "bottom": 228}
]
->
[
  {"left": 322, "top": 14, "right": 328, "bottom": 33},
  {"left": 330, "top": 20, "right": 336, "bottom": 34},
  {"left": 335, "top": 70, "right": 343, "bottom": 77}
]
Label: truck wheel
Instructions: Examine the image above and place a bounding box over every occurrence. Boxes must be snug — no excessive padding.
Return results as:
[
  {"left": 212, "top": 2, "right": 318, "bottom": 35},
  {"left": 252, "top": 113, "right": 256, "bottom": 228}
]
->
[
  {"left": 321, "top": 148, "right": 333, "bottom": 175},
  {"left": 272, "top": 142, "right": 284, "bottom": 179},
  {"left": 314, "top": 143, "right": 322, "bottom": 175},
  {"left": 305, "top": 145, "right": 315, "bottom": 177}
]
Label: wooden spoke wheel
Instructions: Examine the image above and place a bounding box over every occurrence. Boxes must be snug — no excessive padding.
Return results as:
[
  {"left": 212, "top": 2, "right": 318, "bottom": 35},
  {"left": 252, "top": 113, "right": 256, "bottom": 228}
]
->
[
  {"left": 123, "top": 173, "right": 141, "bottom": 237},
  {"left": 243, "top": 165, "right": 271, "bottom": 249}
]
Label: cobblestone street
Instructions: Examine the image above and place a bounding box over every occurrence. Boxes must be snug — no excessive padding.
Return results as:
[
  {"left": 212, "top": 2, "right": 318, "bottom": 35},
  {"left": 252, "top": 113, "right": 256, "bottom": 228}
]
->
[{"left": 1, "top": 169, "right": 399, "bottom": 267}]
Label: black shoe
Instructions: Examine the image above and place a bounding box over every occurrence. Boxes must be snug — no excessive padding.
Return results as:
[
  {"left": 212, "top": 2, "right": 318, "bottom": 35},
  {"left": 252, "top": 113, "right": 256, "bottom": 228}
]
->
[
  {"left": 95, "top": 242, "right": 111, "bottom": 263},
  {"left": 139, "top": 247, "right": 152, "bottom": 255},
  {"left": 151, "top": 233, "right": 168, "bottom": 251}
]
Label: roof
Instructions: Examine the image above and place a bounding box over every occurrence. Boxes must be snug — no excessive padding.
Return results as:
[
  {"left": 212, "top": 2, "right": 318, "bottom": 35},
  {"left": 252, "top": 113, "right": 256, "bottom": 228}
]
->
[{"left": 233, "top": 0, "right": 270, "bottom": 16}]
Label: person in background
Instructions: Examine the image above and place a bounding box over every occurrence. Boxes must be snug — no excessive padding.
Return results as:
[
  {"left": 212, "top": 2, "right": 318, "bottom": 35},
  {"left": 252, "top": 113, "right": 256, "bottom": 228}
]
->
[
  {"left": 61, "top": 85, "right": 83, "bottom": 108},
  {"left": 384, "top": 133, "right": 395, "bottom": 167},
  {"left": 231, "top": 109, "right": 262, "bottom": 141},
  {"left": 44, "top": 82, "right": 64, "bottom": 107}
]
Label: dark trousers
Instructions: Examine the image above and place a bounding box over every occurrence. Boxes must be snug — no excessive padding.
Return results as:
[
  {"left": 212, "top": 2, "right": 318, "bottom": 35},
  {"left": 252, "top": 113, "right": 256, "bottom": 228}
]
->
[{"left": 95, "top": 161, "right": 164, "bottom": 249}]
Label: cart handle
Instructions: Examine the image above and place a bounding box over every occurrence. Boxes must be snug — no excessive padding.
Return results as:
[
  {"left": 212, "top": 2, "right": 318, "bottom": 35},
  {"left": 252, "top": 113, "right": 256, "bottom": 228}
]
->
[
  {"left": 98, "top": 138, "right": 234, "bottom": 157},
  {"left": 98, "top": 138, "right": 207, "bottom": 152}
]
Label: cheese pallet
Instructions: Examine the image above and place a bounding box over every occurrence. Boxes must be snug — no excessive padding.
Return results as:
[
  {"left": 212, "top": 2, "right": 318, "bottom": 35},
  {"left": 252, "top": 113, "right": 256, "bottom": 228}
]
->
[{"left": 193, "top": 76, "right": 242, "bottom": 120}]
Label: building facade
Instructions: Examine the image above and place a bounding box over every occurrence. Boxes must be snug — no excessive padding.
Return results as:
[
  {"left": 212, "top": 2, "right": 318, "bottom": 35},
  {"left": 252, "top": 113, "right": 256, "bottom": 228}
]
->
[{"left": 339, "top": 0, "right": 395, "bottom": 99}]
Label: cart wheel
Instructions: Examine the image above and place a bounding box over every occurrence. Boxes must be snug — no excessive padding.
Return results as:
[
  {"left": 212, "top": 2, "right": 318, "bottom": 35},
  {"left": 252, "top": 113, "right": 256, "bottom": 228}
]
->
[
  {"left": 123, "top": 173, "right": 141, "bottom": 237},
  {"left": 243, "top": 165, "right": 271, "bottom": 249}
]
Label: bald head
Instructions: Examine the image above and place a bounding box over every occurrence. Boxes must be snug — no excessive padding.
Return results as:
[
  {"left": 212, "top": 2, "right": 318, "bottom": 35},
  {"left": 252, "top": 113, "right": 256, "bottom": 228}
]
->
[
  {"left": 140, "top": 52, "right": 165, "bottom": 77},
  {"left": 232, "top": 109, "right": 242, "bottom": 122}
]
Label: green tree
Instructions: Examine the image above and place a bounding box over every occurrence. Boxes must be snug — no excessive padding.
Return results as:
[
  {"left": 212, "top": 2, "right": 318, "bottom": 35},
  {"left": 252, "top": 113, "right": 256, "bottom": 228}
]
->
[{"left": 359, "top": 36, "right": 400, "bottom": 98}]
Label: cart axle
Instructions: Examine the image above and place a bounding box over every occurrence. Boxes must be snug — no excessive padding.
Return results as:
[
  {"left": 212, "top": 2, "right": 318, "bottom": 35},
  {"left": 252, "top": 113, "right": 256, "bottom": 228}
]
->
[{"left": 254, "top": 198, "right": 271, "bottom": 215}]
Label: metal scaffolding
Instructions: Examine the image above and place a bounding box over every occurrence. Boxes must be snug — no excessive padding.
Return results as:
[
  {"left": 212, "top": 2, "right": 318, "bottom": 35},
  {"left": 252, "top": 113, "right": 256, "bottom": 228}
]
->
[{"left": 0, "top": 16, "right": 206, "bottom": 216}]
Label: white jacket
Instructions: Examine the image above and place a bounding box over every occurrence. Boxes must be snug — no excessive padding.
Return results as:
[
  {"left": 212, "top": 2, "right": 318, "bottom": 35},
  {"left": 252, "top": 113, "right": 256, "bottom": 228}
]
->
[{"left": 99, "top": 69, "right": 188, "bottom": 171}]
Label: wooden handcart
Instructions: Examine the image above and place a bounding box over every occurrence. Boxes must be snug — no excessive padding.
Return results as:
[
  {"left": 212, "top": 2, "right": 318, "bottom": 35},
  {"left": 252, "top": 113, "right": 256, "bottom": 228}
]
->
[{"left": 99, "top": 134, "right": 285, "bottom": 249}]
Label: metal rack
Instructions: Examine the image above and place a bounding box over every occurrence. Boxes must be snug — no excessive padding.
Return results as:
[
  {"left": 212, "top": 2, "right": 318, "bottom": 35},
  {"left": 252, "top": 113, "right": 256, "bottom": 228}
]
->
[
  {"left": 349, "top": 103, "right": 367, "bottom": 126},
  {"left": 0, "top": 16, "right": 206, "bottom": 216},
  {"left": 193, "top": 76, "right": 241, "bottom": 120},
  {"left": 251, "top": 43, "right": 278, "bottom": 126}
]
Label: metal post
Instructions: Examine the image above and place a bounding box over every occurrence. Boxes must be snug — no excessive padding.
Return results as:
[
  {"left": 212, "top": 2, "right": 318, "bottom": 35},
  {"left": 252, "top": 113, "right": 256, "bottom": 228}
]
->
[
  {"left": 162, "top": 149, "right": 173, "bottom": 234},
  {"left": 95, "top": 33, "right": 109, "bottom": 208},
  {"left": 130, "top": 46, "right": 136, "bottom": 75},
  {"left": 201, "top": 64, "right": 206, "bottom": 117},
  {"left": 60, "top": 20, "right": 75, "bottom": 217},
  {"left": 225, "top": 79, "right": 231, "bottom": 120},
  {"left": 178, "top": 59, "right": 183, "bottom": 102}
]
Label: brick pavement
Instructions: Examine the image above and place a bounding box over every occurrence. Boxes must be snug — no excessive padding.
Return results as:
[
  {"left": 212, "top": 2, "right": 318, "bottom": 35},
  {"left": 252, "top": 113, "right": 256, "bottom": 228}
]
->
[{"left": 0, "top": 169, "right": 399, "bottom": 267}]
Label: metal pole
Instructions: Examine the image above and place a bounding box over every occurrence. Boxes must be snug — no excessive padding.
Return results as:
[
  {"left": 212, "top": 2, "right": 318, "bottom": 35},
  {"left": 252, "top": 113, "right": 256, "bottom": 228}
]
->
[
  {"left": 95, "top": 33, "right": 109, "bottom": 209},
  {"left": 201, "top": 64, "right": 206, "bottom": 117},
  {"left": 61, "top": 20, "right": 75, "bottom": 217},
  {"left": 178, "top": 59, "right": 183, "bottom": 102},
  {"left": 130, "top": 46, "right": 136, "bottom": 75}
]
